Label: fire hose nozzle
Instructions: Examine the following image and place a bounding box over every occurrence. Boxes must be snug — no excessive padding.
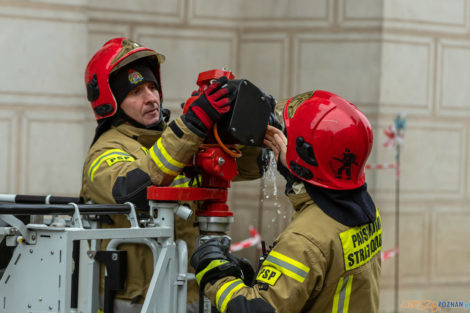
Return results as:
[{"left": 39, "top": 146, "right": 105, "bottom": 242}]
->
[{"left": 174, "top": 205, "right": 193, "bottom": 221}]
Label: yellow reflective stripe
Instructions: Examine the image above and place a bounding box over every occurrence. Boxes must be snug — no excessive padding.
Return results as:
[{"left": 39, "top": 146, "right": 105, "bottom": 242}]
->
[
  {"left": 216, "top": 279, "right": 245, "bottom": 313},
  {"left": 196, "top": 260, "right": 228, "bottom": 285},
  {"left": 141, "top": 147, "right": 149, "bottom": 155},
  {"left": 149, "top": 138, "right": 185, "bottom": 176},
  {"left": 264, "top": 250, "right": 310, "bottom": 283},
  {"left": 88, "top": 149, "right": 134, "bottom": 182},
  {"left": 156, "top": 139, "right": 185, "bottom": 168},
  {"left": 170, "top": 174, "right": 202, "bottom": 187},
  {"left": 191, "top": 175, "right": 202, "bottom": 186},
  {"left": 332, "top": 274, "right": 353, "bottom": 313}
]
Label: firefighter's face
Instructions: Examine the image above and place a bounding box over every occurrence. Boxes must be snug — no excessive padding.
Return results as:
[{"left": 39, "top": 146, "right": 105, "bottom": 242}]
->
[{"left": 120, "top": 82, "right": 161, "bottom": 126}]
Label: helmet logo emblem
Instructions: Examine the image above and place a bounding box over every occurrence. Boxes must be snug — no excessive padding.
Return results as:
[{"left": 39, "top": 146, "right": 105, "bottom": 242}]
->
[
  {"left": 333, "top": 148, "right": 358, "bottom": 180},
  {"left": 128, "top": 69, "right": 144, "bottom": 85}
]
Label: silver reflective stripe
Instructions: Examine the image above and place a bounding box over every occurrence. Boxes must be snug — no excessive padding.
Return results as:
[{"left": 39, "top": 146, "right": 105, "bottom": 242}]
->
[
  {"left": 217, "top": 280, "right": 244, "bottom": 312},
  {"left": 151, "top": 145, "right": 183, "bottom": 173},
  {"left": 332, "top": 274, "right": 353, "bottom": 313},
  {"left": 266, "top": 254, "right": 308, "bottom": 279},
  {"left": 337, "top": 275, "right": 349, "bottom": 313},
  {"left": 169, "top": 176, "right": 191, "bottom": 187}
]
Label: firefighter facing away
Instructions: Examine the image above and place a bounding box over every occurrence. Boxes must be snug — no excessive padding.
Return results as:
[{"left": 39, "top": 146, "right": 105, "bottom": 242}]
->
[
  {"left": 191, "top": 90, "right": 382, "bottom": 313},
  {"left": 80, "top": 38, "right": 265, "bottom": 313}
]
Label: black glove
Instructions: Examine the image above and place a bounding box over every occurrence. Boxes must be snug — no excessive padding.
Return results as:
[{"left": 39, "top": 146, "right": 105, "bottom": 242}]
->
[
  {"left": 185, "top": 76, "right": 236, "bottom": 133},
  {"left": 190, "top": 237, "right": 242, "bottom": 290},
  {"left": 161, "top": 108, "right": 171, "bottom": 123},
  {"left": 228, "top": 254, "right": 255, "bottom": 286},
  {"left": 268, "top": 112, "right": 282, "bottom": 131},
  {"left": 265, "top": 94, "right": 282, "bottom": 131}
]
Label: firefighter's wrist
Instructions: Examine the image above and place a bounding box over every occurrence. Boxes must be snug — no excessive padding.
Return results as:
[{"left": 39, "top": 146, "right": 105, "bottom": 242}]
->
[
  {"left": 195, "top": 260, "right": 242, "bottom": 290},
  {"left": 182, "top": 110, "right": 210, "bottom": 136}
]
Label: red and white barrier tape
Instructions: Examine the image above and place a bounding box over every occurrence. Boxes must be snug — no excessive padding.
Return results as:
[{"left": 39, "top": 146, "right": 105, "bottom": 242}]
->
[
  {"left": 231, "top": 226, "right": 261, "bottom": 252},
  {"left": 383, "top": 125, "right": 404, "bottom": 148},
  {"left": 231, "top": 229, "right": 399, "bottom": 263},
  {"left": 365, "top": 163, "right": 396, "bottom": 170},
  {"left": 381, "top": 247, "right": 399, "bottom": 261}
]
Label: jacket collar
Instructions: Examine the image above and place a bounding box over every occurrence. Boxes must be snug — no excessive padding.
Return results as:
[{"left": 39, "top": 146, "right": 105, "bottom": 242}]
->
[
  {"left": 113, "top": 122, "right": 166, "bottom": 148},
  {"left": 287, "top": 191, "right": 314, "bottom": 213},
  {"left": 304, "top": 182, "right": 376, "bottom": 227}
]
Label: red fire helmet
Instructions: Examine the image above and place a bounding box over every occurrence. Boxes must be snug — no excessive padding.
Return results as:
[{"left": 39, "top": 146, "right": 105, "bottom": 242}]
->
[
  {"left": 85, "top": 37, "right": 165, "bottom": 120},
  {"left": 284, "top": 90, "right": 373, "bottom": 190}
]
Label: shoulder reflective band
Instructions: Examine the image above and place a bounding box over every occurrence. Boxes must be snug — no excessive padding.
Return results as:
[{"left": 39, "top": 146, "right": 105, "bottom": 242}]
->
[
  {"left": 263, "top": 250, "right": 310, "bottom": 283},
  {"left": 332, "top": 274, "right": 353, "bottom": 313},
  {"left": 196, "top": 259, "right": 228, "bottom": 285},
  {"left": 88, "top": 149, "right": 135, "bottom": 182},
  {"left": 216, "top": 279, "right": 246, "bottom": 313},
  {"left": 149, "top": 138, "right": 185, "bottom": 176},
  {"left": 141, "top": 146, "right": 149, "bottom": 155},
  {"left": 339, "top": 208, "right": 382, "bottom": 271}
]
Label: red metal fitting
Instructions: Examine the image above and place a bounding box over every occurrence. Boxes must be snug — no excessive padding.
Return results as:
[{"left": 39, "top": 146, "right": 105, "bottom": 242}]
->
[
  {"left": 196, "top": 147, "right": 238, "bottom": 185},
  {"left": 147, "top": 186, "right": 227, "bottom": 202},
  {"left": 196, "top": 202, "right": 234, "bottom": 217}
]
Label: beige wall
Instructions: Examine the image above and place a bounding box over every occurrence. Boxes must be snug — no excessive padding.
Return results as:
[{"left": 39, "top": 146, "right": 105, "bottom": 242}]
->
[
  {"left": 0, "top": 0, "right": 469, "bottom": 311},
  {"left": 378, "top": 0, "right": 470, "bottom": 310}
]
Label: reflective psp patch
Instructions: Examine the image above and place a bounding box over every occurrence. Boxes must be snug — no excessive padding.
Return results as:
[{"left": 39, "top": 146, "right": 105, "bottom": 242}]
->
[
  {"left": 256, "top": 266, "right": 282, "bottom": 286},
  {"left": 105, "top": 154, "right": 134, "bottom": 167}
]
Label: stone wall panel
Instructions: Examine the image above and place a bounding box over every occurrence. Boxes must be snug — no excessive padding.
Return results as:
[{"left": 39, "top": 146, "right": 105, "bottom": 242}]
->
[
  {"left": 437, "top": 39, "right": 470, "bottom": 117},
  {"left": 0, "top": 110, "right": 18, "bottom": 194},
  {"left": 375, "top": 120, "right": 465, "bottom": 201},
  {"left": 87, "top": 0, "right": 184, "bottom": 24},
  {"left": 88, "top": 24, "right": 131, "bottom": 59},
  {"left": 20, "top": 110, "right": 88, "bottom": 195},
  {"left": 135, "top": 28, "right": 237, "bottom": 112},
  {"left": 380, "top": 36, "right": 434, "bottom": 115},
  {"left": 432, "top": 209, "right": 470, "bottom": 282},
  {"left": 189, "top": 0, "right": 332, "bottom": 28},
  {"left": 0, "top": 10, "right": 87, "bottom": 105},
  {"left": 293, "top": 33, "right": 382, "bottom": 106},
  {"left": 239, "top": 33, "right": 289, "bottom": 100},
  {"left": 338, "top": 0, "right": 383, "bottom": 27},
  {"left": 384, "top": 0, "right": 469, "bottom": 33}
]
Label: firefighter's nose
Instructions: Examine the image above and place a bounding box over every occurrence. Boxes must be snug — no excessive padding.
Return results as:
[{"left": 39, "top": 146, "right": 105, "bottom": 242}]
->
[{"left": 144, "top": 86, "right": 160, "bottom": 106}]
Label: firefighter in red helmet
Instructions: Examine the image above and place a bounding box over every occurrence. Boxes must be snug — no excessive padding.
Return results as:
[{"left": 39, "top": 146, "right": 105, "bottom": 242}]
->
[
  {"left": 80, "top": 38, "right": 265, "bottom": 313},
  {"left": 191, "top": 90, "right": 382, "bottom": 313}
]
